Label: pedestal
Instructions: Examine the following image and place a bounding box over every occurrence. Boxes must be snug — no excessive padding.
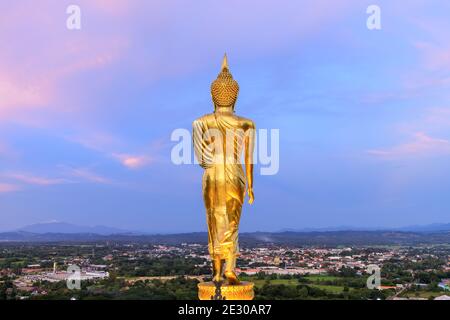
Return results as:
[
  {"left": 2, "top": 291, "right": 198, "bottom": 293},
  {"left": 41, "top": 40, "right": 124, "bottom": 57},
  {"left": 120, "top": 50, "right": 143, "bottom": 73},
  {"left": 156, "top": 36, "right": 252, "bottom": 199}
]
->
[{"left": 198, "top": 281, "right": 254, "bottom": 300}]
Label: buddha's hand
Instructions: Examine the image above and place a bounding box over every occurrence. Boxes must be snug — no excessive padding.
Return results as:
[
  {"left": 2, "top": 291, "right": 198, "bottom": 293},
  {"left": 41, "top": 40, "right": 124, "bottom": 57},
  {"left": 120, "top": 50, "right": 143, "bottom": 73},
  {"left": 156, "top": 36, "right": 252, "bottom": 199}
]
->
[{"left": 247, "top": 187, "right": 255, "bottom": 205}]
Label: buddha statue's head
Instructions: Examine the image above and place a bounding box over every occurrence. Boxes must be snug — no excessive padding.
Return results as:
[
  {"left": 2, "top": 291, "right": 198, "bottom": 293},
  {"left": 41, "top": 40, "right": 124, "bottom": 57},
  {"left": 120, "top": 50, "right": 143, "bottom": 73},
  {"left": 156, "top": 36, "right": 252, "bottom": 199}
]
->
[{"left": 211, "top": 54, "right": 239, "bottom": 112}]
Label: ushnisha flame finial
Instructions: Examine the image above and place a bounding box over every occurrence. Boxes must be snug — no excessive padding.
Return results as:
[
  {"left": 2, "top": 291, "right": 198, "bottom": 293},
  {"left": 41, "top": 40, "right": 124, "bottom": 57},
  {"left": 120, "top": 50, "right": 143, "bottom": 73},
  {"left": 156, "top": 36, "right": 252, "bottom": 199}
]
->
[
  {"left": 211, "top": 54, "right": 239, "bottom": 107},
  {"left": 221, "top": 53, "right": 229, "bottom": 70}
]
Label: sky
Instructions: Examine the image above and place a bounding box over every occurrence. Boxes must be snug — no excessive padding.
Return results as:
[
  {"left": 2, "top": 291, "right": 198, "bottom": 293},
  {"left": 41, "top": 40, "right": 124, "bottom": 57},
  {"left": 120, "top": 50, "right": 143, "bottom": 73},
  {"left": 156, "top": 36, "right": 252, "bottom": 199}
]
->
[{"left": 1, "top": 0, "right": 450, "bottom": 232}]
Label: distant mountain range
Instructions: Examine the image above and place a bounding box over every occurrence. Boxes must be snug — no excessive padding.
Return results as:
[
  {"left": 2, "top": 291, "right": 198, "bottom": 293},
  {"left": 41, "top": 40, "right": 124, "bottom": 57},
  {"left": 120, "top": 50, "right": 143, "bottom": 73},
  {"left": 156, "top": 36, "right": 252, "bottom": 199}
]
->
[
  {"left": 1, "top": 221, "right": 450, "bottom": 246},
  {"left": 0, "top": 222, "right": 448, "bottom": 246},
  {"left": 397, "top": 223, "right": 450, "bottom": 232},
  {"left": 16, "top": 222, "right": 131, "bottom": 235},
  {"left": 280, "top": 223, "right": 450, "bottom": 233},
  {"left": 5, "top": 221, "right": 450, "bottom": 236}
]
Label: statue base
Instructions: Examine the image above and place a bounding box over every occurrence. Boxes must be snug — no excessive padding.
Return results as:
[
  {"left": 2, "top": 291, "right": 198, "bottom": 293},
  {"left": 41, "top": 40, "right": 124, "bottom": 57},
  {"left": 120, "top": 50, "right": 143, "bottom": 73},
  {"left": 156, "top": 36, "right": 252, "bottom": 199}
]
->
[{"left": 198, "top": 281, "right": 254, "bottom": 300}]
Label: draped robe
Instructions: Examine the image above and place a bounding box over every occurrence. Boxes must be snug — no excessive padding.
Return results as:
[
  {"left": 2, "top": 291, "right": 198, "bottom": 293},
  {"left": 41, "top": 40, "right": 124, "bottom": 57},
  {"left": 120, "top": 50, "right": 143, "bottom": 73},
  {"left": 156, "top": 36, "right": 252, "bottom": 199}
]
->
[{"left": 193, "top": 112, "right": 254, "bottom": 261}]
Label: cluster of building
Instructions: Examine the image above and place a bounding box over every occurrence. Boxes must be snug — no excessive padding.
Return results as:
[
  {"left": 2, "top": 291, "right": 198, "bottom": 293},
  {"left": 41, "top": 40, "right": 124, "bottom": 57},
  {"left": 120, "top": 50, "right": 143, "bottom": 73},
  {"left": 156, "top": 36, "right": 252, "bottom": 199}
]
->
[
  {"left": 113, "top": 243, "right": 449, "bottom": 281},
  {"left": 235, "top": 247, "right": 409, "bottom": 275},
  {"left": 12, "top": 262, "right": 108, "bottom": 296}
]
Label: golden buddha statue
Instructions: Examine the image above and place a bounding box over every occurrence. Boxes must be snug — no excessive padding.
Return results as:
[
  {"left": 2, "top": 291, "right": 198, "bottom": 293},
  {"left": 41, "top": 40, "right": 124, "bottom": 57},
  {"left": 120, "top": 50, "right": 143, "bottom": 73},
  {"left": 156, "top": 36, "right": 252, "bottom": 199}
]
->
[{"left": 193, "top": 54, "right": 255, "bottom": 299}]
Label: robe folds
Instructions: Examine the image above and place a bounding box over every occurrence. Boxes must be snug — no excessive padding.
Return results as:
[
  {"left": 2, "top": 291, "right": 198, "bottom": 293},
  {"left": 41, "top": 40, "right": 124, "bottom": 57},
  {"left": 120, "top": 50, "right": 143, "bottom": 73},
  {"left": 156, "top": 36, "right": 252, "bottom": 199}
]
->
[{"left": 193, "top": 112, "right": 254, "bottom": 260}]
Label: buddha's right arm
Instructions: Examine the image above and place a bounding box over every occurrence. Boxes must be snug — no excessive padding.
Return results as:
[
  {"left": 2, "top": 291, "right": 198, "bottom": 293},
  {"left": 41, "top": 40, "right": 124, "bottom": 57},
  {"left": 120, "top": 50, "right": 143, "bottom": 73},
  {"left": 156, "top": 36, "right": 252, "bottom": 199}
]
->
[
  {"left": 193, "top": 120, "right": 214, "bottom": 169},
  {"left": 244, "top": 122, "right": 255, "bottom": 203}
]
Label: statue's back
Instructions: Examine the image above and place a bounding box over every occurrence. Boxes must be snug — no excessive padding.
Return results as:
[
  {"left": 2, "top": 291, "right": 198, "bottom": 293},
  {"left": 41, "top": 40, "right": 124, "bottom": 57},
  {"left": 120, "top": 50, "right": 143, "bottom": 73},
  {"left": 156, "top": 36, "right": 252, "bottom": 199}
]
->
[{"left": 193, "top": 55, "right": 255, "bottom": 292}]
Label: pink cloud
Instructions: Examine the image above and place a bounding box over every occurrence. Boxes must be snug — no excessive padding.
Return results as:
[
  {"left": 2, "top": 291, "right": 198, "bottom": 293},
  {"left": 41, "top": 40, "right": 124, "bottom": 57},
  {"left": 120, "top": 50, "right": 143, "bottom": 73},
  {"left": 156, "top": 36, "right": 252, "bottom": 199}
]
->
[
  {"left": 0, "top": 183, "right": 21, "bottom": 193},
  {"left": 367, "top": 132, "right": 450, "bottom": 159},
  {"left": 67, "top": 132, "right": 122, "bottom": 153},
  {"left": 4, "top": 167, "right": 115, "bottom": 187},
  {"left": 5, "top": 173, "right": 69, "bottom": 186},
  {"left": 392, "top": 14, "right": 450, "bottom": 99},
  {"left": 88, "top": 0, "right": 137, "bottom": 16},
  {"left": 0, "top": 69, "right": 53, "bottom": 125},
  {"left": 0, "top": 1, "right": 128, "bottom": 126},
  {"left": 0, "top": 74, "right": 48, "bottom": 108},
  {"left": 112, "top": 153, "right": 152, "bottom": 169},
  {"left": 63, "top": 167, "right": 112, "bottom": 185},
  {"left": 411, "top": 15, "right": 450, "bottom": 72},
  {"left": 414, "top": 42, "right": 450, "bottom": 72},
  {"left": 68, "top": 132, "right": 155, "bottom": 169}
]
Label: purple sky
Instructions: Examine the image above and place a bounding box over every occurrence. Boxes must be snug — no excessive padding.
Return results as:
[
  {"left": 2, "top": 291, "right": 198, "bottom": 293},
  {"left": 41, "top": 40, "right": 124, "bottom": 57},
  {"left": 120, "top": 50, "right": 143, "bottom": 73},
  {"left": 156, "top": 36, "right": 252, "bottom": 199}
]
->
[{"left": 1, "top": 0, "right": 450, "bottom": 232}]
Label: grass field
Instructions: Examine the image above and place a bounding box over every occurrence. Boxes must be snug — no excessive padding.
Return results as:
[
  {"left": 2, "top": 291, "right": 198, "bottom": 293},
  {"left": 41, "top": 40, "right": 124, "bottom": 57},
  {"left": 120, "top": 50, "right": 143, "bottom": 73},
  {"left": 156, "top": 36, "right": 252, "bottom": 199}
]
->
[
  {"left": 250, "top": 279, "right": 299, "bottom": 287},
  {"left": 303, "top": 275, "right": 339, "bottom": 282},
  {"left": 400, "top": 291, "right": 441, "bottom": 300},
  {"left": 309, "top": 284, "right": 348, "bottom": 293},
  {"left": 241, "top": 275, "right": 353, "bottom": 294}
]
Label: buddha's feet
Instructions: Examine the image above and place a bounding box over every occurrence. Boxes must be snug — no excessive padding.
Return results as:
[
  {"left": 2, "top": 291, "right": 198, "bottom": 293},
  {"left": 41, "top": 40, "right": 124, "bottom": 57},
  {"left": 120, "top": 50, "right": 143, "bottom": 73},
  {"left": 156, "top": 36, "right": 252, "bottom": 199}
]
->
[{"left": 224, "top": 271, "right": 240, "bottom": 285}]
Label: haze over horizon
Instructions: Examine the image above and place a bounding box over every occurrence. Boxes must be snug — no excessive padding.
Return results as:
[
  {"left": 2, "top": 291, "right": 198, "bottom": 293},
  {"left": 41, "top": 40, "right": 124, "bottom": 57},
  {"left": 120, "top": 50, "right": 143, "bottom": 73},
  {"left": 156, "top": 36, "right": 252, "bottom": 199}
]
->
[
  {"left": 1, "top": 1, "right": 450, "bottom": 233},
  {"left": 1, "top": 220, "right": 450, "bottom": 235}
]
